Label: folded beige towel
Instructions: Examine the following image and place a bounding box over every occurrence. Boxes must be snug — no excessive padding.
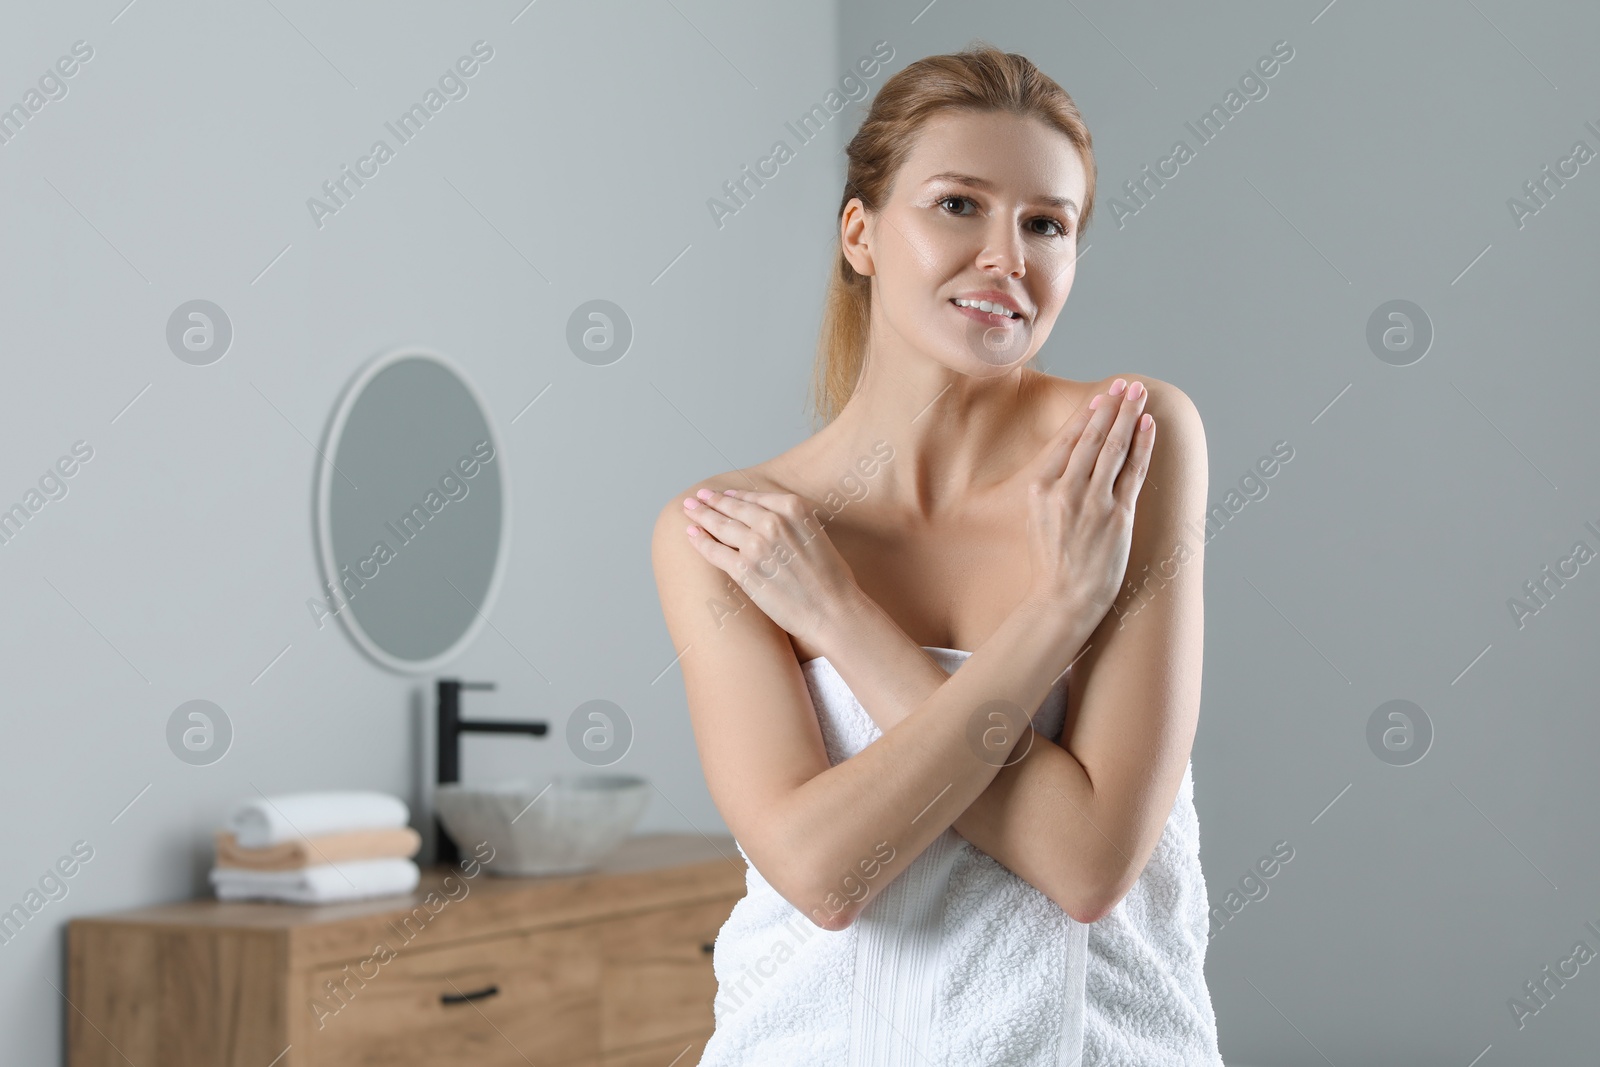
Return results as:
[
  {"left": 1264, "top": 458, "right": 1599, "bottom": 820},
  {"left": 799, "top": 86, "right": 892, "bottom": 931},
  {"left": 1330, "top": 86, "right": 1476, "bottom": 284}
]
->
[{"left": 213, "top": 827, "right": 421, "bottom": 871}]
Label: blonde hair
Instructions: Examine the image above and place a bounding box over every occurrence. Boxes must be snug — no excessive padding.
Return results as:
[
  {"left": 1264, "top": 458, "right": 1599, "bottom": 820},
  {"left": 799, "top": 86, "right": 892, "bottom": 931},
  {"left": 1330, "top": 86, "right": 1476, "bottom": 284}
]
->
[{"left": 808, "top": 41, "right": 1097, "bottom": 428}]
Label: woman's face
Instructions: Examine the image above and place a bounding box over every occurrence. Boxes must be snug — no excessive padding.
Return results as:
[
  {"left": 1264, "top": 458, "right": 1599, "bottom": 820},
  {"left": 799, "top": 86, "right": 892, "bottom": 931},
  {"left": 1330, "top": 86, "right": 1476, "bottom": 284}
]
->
[{"left": 843, "top": 109, "right": 1088, "bottom": 372}]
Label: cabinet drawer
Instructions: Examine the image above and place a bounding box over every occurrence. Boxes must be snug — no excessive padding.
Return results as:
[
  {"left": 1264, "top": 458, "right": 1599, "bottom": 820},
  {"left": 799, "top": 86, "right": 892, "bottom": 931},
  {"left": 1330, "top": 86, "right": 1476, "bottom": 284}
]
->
[
  {"left": 602, "top": 1030, "right": 711, "bottom": 1066},
  {"left": 599, "top": 895, "right": 739, "bottom": 1052},
  {"left": 561, "top": 1031, "right": 712, "bottom": 1067},
  {"left": 300, "top": 925, "right": 601, "bottom": 1067}
]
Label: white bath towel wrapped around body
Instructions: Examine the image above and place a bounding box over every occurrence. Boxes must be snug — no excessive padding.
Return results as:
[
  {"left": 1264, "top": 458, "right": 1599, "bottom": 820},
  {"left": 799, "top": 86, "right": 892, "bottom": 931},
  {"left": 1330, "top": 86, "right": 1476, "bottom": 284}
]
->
[{"left": 698, "top": 646, "right": 1223, "bottom": 1066}]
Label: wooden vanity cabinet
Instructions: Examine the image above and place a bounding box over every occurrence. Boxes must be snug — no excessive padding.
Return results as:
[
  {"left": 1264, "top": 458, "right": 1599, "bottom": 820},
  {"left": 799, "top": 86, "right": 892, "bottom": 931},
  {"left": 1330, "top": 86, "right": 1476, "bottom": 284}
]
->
[{"left": 66, "top": 834, "right": 744, "bottom": 1067}]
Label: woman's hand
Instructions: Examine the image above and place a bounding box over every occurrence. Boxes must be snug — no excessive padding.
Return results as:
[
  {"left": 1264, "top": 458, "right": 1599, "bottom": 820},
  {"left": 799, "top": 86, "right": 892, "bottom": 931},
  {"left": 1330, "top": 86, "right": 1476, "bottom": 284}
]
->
[
  {"left": 681, "top": 488, "right": 861, "bottom": 647},
  {"left": 1025, "top": 379, "right": 1156, "bottom": 621}
]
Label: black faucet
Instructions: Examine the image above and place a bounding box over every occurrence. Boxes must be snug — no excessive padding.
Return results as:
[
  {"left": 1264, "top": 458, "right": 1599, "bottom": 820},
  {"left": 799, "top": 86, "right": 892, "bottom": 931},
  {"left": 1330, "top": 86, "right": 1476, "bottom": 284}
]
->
[{"left": 435, "top": 679, "right": 548, "bottom": 868}]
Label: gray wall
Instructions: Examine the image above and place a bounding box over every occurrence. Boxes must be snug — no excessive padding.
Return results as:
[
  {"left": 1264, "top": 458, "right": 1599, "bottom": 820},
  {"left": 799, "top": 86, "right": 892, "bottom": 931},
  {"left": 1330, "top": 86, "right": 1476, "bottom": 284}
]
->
[
  {"left": 1, "top": 1, "right": 1595, "bottom": 1064},
  {"left": 833, "top": 2, "right": 1598, "bottom": 1065},
  {"left": 0, "top": 1, "right": 839, "bottom": 1063}
]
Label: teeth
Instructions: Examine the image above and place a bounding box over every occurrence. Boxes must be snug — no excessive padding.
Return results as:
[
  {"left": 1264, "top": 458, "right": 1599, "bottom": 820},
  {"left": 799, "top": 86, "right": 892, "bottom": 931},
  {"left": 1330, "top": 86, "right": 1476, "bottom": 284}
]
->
[{"left": 953, "top": 298, "right": 1019, "bottom": 319}]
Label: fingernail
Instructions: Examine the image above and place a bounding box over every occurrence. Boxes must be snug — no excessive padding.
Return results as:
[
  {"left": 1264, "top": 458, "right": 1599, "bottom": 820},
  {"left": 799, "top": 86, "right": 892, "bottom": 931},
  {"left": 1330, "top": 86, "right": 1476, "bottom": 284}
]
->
[
  {"left": 683, "top": 497, "right": 699, "bottom": 509},
  {"left": 723, "top": 489, "right": 738, "bottom": 496},
  {"left": 1110, "top": 378, "right": 1127, "bottom": 396},
  {"left": 1089, "top": 394, "right": 1103, "bottom": 410},
  {"left": 697, "top": 488, "right": 714, "bottom": 501},
  {"left": 1128, "top": 381, "right": 1144, "bottom": 400}
]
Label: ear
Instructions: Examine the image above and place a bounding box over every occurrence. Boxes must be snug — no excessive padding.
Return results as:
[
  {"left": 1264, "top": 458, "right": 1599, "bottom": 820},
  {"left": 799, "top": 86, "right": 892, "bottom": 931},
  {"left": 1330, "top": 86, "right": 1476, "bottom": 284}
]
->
[{"left": 840, "top": 197, "right": 875, "bottom": 277}]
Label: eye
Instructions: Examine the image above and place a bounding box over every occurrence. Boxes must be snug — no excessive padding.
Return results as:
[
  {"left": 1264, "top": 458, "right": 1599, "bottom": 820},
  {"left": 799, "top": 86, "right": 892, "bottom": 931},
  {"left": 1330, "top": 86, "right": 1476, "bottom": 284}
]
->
[
  {"left": 1032, "top": 216, "right": 1072, "bottom": 238},
  {"left": 938, "top": 194, "right": 978, "bottom": 216},
  {"left": 939, "top": 195, "right": 1072, "bottom": 239}
]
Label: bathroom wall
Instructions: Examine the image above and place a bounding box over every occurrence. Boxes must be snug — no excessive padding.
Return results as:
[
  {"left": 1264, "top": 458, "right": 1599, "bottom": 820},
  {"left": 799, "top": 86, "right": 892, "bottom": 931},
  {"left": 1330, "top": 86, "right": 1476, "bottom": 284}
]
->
[
  {"left": 833, "top": 2, "right": 1600, "bottom": 1065},
  {"left": 5, "top": 1, "right": 1599, "bottom": 1064},
  {"left": 0, "top": 2, "right": 843, "bottom": 1062}
]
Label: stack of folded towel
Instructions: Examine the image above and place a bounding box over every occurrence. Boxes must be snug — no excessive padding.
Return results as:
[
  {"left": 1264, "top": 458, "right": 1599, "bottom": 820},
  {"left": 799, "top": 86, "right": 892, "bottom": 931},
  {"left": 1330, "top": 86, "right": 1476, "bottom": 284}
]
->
[{"left": 209, "top": 791, "right": 421, "bottom": 905}]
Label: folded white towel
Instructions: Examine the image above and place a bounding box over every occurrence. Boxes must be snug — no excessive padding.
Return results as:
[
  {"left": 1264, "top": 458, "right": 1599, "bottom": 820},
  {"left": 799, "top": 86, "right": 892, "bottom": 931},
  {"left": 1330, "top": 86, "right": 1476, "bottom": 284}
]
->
[
  {"left": 209, "top": 857, "right": 420, "bottom": 904},
  {"left": 226, "top": 791, "right": 409, "bottom": 848}
]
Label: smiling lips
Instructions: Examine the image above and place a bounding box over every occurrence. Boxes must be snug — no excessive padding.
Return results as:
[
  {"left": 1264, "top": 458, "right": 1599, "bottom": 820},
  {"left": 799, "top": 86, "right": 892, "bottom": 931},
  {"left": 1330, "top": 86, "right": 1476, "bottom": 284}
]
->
[
  {"left": 948, "top": 288, "right": 1028, "bottom": 323},
  {"left": 950, "top": 297, "right": 1024, "bottom": 326}
]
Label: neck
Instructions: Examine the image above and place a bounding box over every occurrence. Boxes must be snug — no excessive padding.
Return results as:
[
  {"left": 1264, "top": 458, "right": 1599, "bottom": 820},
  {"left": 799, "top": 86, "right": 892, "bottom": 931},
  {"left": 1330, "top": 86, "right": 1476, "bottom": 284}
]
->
[{"left": 821, "top": 350, "right": 1049, "bottom": 520}]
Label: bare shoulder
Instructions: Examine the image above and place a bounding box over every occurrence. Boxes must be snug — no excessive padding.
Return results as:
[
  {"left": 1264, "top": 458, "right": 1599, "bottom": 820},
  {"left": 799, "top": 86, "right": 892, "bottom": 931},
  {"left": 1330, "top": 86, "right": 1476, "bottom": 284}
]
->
[
  {"left": 650, "top": 462, "right": 793, "bottom": 569},
  {"left": 1031, "top": 369, "right": 1199, "bottom": 424},
  {"left": 1030, "top": 370, "right": 1205, "bottom": 484},
  {"left": 1134, "top": 375, "right": 1203, "bottom": 443},
  {"left": 648, "top": 459, "right": 838, "bottom": 912},
  {"left": 1132, "top": 377, "right": 1206, "bottom": 501},
  {"left": 649, "top": 459, "right": 807, "bottom": 673},
  {"left": 1125, "top": 375, "right": 1205, "bottom": 488}
]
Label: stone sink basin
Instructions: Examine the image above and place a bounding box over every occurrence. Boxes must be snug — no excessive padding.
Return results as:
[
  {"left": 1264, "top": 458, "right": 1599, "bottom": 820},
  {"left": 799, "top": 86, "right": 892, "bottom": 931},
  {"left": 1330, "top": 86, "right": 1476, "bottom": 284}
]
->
[{"left": 434, "top": 774, "right": 650, "bottom": 876}]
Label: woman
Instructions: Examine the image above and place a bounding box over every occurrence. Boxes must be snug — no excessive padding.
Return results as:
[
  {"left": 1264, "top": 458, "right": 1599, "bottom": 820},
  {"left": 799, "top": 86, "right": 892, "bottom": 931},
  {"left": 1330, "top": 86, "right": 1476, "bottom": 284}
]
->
[{"left": 652, "top": 42, "right": 1221, "bottom": 1066}]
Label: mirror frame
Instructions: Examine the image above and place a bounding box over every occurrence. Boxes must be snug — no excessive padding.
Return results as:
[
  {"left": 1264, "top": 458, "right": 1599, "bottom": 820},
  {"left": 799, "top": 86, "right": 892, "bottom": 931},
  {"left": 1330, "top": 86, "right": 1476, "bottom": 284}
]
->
[{"left": 314, "top": 346, "right": 513, "bottom": 675}]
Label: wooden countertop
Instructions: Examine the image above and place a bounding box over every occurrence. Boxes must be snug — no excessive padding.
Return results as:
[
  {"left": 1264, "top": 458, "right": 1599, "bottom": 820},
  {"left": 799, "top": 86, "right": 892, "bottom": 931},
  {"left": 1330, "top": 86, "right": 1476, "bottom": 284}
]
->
[{"left": 70, "top": 832, "right": 746, "bottom": 971}]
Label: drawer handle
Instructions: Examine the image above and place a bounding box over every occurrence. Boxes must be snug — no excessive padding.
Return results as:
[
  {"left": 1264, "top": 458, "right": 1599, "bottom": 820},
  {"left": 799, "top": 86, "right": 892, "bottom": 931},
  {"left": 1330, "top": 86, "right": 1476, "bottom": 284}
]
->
[
  {"left": 701, "top": 942, "right": 715, "bottom": 955},
  {"left": 441, "top": 984, "right": 500, "bottom": 1005}
]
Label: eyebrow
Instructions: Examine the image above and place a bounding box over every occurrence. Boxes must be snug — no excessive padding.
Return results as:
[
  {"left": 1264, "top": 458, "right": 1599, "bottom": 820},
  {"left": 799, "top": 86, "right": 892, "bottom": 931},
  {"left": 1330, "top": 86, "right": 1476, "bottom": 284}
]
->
[{"left": 923, "top": 171, "right": 1079, "bottom": 215}]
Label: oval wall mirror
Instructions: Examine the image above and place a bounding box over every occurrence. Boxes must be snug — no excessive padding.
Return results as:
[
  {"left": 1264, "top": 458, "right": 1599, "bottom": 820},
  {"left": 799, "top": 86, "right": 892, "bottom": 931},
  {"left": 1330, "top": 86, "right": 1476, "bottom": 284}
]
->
[{"left": 315, "top": 348, "right": 510, "bottom": 674}]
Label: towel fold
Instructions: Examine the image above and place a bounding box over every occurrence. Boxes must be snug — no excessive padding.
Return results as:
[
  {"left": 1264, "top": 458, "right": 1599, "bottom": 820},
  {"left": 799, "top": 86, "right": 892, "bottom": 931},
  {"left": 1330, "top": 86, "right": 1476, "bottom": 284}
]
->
[
  {"left": 213, "top": 827, "right": 421, "bottom": 871},
  {"left": 225, "top": 791, "right": 409, "bottom": 848},
  {"left": 208, "top": 857, "right": 420, "bottom": 904}
]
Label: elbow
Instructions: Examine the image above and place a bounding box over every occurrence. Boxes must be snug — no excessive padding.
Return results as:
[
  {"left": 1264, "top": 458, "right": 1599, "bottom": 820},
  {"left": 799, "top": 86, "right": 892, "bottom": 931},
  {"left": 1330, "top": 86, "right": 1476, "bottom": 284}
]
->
[
  {"left": 1075, "top": 863, "right": 1143, "bottom": 925},
  {"left": 749, "top": 804, "right": 872, "bottom": 932},
  {"left": 1058, "top": 885, "right": 1119, "bottom": 926},
  {"left": 773, "top": 883, "right": 859, "bottom": 932},
  {"left": 793, "top": 872, "right": 867, "bottom": 932},
  {"left": 1051, "top": 882, "right": 1108, "bottom": 925},
  {"left": 763, "top": 844, "right": 865, "bottom": 932},
  {"left": 1052, "top": 851, "right": 1136, "bottom": 926},
  {"left": 811, "top": 903, "right": 861, "bottom": 933},
  {"left": 1068, "top": 895, "right": 1115, "bottom": 926}
]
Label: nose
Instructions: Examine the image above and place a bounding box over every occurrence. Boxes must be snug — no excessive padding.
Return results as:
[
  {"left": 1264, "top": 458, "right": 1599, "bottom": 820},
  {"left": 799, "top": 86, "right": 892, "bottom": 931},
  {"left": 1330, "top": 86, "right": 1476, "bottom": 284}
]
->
[{"left": 977, "top": 216, "right": 1025, "bottom": 278}]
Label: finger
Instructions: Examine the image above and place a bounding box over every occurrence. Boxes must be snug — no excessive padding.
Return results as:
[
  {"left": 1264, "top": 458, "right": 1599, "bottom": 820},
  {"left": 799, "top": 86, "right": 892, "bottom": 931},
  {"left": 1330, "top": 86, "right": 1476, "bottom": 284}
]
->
[
  {"left": 1112, "top": 411, "right": 1156, "bottom": 508},
  {"left": 1091, "top": 381, "right": 1148, "bottom": 491},
  {"left": 684, "top": 523, "right": 748, "bottom": 579},
  {"left": 682, "top": 494, "right": 755, "bottom": 550},
  {"left": 1034, "top": 395, "right": 1097, "bottom": 484},
  {"left": 690, "top": 488, "right": 791, "bottom": 550},
  {"left": 1063, "top": 384, "right": 1130, "bottom": 491},
  {"left": 719, "top": 489, "right": 824, "bottom": 543},
  {"left": 703, "top": 488, "right": 791, "bottom": 532}
]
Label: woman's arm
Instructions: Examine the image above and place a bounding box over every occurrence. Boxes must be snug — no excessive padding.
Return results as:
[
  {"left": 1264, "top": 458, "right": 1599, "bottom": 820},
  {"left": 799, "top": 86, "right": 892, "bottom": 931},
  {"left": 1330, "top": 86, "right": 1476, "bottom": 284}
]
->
[
  {"left": 653, "top": 493, "right": 1091, "bottom": 930},
  {"left": 813, "top": 379, "right": 1208, "bottom": 923},
  {"left": 803, "top": 588, "right": 1113, "bottom": 915}
]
